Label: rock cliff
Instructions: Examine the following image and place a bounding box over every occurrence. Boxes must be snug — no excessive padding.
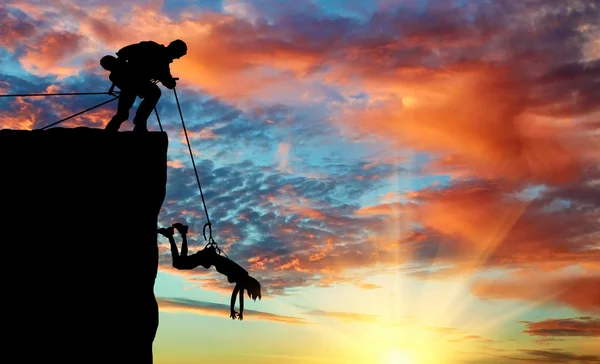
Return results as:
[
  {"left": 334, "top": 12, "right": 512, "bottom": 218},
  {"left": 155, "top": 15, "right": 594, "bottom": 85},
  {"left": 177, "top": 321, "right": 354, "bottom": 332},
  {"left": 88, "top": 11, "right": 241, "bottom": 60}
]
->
[{"left": 0, "top": 127, "right": 167, "bottom": 363}]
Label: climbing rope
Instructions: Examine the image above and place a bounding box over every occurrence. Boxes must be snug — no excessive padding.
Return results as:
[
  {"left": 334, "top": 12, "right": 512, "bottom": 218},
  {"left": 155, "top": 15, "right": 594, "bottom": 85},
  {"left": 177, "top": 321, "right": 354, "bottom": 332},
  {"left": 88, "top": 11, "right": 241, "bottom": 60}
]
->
[
  {"left": 0, "top": 90, "right": 120, "bottom": 130},
  {"left": 0, "top": 86, "right": 166, "bottom": 131},
  {"left": 40, "top": 97, "right": 119, "bottom": 130},
  {"left": 173, "top": 87, "right": 227, "bottom": 258},
  {"left": 0, "top": 92, "right": 113, "bottom": 98},
  {"left": 154, "top": 108, "right": 163, "bottom": 132}
]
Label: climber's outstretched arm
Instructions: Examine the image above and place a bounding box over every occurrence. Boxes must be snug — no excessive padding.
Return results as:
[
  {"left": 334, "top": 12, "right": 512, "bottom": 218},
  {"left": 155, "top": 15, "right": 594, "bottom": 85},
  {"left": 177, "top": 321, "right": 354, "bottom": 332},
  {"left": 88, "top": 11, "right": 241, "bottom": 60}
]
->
[
  {"left": 230, "top": 283, "right": 241, "bottom": 320},
  {"left": 238, "top": 283, "right": 245, "bottom": 320}
]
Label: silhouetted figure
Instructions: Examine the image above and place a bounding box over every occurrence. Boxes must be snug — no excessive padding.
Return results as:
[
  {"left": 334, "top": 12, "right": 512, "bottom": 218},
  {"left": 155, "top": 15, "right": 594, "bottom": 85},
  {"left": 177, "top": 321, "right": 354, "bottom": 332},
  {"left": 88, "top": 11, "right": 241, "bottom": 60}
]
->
[
  {"left": 101, "top": 39, "right": 187, "bottom": 132},
  {"left": 158, "top": 223, "right": 261, "bottom": 320}
]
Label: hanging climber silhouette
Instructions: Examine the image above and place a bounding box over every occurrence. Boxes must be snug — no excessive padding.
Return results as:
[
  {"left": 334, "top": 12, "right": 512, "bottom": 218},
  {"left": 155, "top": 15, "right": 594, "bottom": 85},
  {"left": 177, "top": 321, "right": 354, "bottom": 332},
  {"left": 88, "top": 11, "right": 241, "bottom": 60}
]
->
[
  {"left": 158, "top": 223, "right": 262, "bottom": 320},
  {"left": 100, "top": 39, "right": 187, "bottom": 132}
]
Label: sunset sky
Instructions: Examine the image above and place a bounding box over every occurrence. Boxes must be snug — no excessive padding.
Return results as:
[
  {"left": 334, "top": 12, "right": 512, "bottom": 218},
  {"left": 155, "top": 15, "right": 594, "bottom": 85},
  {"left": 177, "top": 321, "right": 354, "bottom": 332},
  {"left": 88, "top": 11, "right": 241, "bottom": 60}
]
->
[{"left": 1, "top": 0, "right": 599, "bottom": 363}]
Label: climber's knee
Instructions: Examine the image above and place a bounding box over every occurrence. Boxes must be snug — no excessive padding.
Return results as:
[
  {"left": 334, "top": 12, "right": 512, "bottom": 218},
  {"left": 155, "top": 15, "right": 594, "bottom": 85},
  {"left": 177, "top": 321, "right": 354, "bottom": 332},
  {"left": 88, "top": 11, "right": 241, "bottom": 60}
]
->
[
  {"left": 146, "top": 84, "right": 161, "bottom": 102},
  {"left": 113, "top": 110, "right": 129, "bottom": 122}
]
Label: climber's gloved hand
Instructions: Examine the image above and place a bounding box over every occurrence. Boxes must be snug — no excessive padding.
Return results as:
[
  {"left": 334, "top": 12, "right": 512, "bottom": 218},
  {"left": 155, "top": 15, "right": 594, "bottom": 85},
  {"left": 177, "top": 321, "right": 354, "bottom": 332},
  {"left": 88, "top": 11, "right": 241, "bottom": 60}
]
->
[{"left": 163, "top": 78, "right": 177, "bottom": 90}]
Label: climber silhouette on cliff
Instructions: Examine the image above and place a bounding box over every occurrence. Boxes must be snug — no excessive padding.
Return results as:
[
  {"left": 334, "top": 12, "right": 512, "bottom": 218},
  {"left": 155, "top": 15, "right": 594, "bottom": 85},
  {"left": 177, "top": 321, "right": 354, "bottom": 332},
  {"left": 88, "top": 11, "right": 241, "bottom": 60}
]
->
[
  {"left": 100, "top": 39, "right": 187, "bottom": 132},
  {"left": 158, "top": 223, "right": 261, "bottom": 320}
]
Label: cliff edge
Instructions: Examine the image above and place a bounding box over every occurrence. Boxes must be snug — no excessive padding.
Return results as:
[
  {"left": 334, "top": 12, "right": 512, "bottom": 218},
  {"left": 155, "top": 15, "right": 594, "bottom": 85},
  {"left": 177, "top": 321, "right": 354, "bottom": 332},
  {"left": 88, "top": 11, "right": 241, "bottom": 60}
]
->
[{"left": 0, "top": 127, "right": 168, "bottom": 363}]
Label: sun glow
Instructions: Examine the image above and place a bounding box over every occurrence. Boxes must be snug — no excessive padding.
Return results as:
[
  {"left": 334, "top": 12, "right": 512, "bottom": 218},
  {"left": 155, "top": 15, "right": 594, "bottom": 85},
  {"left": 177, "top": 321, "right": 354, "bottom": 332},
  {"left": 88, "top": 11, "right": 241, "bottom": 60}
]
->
[
  {"left": 384, "top": 348, "right": 415, "bottom": 364},
  {"left": 378, "top": 344, "right": 446, "bottom": 364}
]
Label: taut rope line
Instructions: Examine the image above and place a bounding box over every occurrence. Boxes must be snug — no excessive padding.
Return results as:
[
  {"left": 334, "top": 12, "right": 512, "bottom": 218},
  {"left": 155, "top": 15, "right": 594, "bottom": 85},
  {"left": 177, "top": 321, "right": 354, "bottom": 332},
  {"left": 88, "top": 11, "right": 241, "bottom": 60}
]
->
[{"left": 173, "top": 87, "right": 225, "bottom": 256}]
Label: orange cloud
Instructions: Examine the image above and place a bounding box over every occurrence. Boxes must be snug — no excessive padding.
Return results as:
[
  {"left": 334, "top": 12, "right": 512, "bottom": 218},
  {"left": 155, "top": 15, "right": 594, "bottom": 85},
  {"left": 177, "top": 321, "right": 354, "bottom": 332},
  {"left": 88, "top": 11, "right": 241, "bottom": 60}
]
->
[
  {"left": 521, "top": 317, "right": 600, "bottom": 337},
  {"left": 274, "top": 142, "right": 291, "bottom": 172},
  {"left": 410, "top": 181, "right": 528, "bottom": 258},
  {"left": 0, "top": 97, "right": 43, "bottom": 130},
  {"left": 303, "top": 309, "right": 380, "bottom": 323},
  {"left": 5, "top": 1, "right": 338, "bottom": 105},
  {"left": 157, "top": 297, "right": 309, "bottom": 324},
  {"left": 268, "top": 190, "right": 327, "bottom": 221},
  {"left": 19, "top": 30, "right": 84, "bottom": 77},
  {"left": 274, "top": 257, "right": 306, "bottom": 272},
  {"left": 40, "top": 98, "right": 116, "bottom": 129},
  {"left": 471, "top": 275, "right": 600, "bottom": 314},
  {"left": 308, "top": 238, "right": 333, "bottom": 262},
  {"left": 357, "top": 283, "right": 381, "bottom": 290},
  {"left": 0, "top": 6, "right": 37, "bottom": 51},
  {"left": 402, "top": 179, "right": 600, "bottom": 273},
  {"left": 167, "top": 160, "right": 185, "bottom": 169},
  {"left": 355, "top": 202, "right": 403, "bottom": 216},
  {"left": 342, "top": 64, "right": 585, "bottom": 186},
  {"left": 0, "top": 81, "right": 9, "bottom": 94}
]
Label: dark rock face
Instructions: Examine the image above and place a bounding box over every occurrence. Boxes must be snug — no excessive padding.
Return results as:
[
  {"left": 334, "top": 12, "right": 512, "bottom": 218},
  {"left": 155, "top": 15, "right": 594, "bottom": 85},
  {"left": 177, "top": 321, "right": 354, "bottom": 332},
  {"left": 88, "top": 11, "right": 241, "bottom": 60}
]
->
[{"left": 0, "top": 127, "right": 168, "bottom": 363}]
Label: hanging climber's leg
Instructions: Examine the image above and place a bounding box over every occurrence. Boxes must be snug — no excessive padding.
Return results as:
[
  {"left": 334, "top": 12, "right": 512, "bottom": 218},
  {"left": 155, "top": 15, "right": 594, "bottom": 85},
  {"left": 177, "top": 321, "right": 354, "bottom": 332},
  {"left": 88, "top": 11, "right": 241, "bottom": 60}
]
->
[
  {"left": 230, "top": 283, "right": 241, "bottom": 320},
  {"left": 132, "top": 82, "right": 161, "bottom": 133},
  {"left": 105, "top": 87, "right": 137, "bottom": 131}
]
